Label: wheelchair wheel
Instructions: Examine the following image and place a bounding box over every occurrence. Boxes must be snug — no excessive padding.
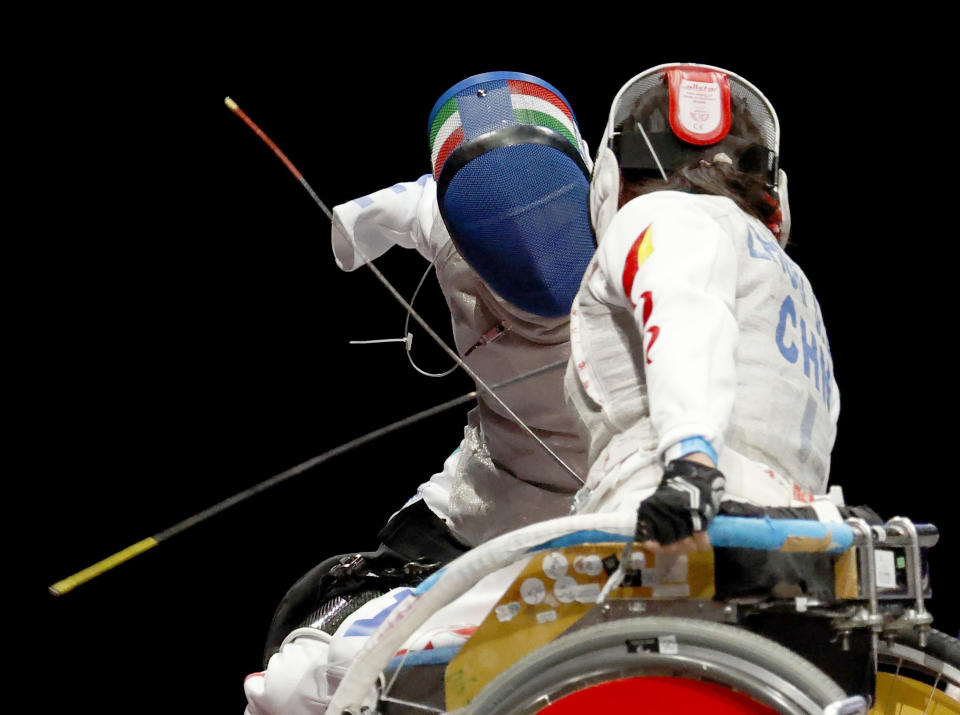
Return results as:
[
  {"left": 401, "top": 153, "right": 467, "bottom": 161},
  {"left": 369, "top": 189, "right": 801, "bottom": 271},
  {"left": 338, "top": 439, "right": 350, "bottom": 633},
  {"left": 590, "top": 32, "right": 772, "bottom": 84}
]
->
[
  {"left": 464, "top": 616, "right": 846, "bottom": 714},
  {"left": 872, "top": 628, "right": 960, "bottom": 714}
]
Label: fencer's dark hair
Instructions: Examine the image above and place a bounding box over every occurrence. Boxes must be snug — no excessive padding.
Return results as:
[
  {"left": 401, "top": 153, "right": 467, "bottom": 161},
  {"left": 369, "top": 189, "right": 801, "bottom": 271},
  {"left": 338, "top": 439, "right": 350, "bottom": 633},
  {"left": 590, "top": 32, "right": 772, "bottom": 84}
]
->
[
  {"left": 616, "top": 81, "right": 780, "bottom": 229},
  {"left": 620, "top": 161, "right": 780, "bottom": 230}
]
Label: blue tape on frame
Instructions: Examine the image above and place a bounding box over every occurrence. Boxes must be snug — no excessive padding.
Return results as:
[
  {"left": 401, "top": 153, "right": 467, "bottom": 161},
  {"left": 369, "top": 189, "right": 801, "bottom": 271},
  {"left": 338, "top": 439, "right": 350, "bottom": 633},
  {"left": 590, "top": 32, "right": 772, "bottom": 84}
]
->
[{"left": 707, "top": 516, "right": 853, "bottom": 553}]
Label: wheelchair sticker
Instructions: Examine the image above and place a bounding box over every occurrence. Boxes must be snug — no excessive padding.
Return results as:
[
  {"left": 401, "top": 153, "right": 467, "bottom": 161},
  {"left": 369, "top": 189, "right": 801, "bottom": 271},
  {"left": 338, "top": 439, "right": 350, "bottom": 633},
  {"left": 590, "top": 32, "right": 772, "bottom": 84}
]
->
[
  {"left": 542, "top": 552, "right": 569, "bottom": 579},
  {"left": 520, "top": 578, "right": 546, "bottom": 605}
]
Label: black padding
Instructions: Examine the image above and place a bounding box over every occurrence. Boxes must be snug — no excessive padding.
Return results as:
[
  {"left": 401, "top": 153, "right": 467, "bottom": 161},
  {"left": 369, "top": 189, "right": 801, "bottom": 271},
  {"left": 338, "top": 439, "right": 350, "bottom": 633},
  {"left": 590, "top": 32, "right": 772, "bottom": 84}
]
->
[
  {"left": 739, "top": 610, "right": 876, "bottom": 701},
  {"left": 378, "top": 499, "right": 471, "bottom": 563},
  {"left": 615, "top": 131, "right": 777, "bottom": 186},
  {"left": 712, "top": 502, "right": 886, "bottom": 602},
  {"left": 263, "top": 500, "right": 468, "bottom": 664}
]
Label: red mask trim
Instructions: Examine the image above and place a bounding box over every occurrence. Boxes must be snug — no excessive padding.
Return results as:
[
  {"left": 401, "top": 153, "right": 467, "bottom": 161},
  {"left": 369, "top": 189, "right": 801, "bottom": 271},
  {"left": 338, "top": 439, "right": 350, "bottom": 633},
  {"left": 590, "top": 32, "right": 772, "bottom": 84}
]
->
[{"left": 762, "top": 191, "right": 782, "bottom": 240}]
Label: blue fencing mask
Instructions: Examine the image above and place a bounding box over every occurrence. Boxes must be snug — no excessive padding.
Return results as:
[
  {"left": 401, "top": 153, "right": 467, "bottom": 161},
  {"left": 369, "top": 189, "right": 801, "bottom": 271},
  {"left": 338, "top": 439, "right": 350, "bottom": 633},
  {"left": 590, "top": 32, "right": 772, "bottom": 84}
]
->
[{"left": 428, "top": 71, "right": 595, "bottom": 318}]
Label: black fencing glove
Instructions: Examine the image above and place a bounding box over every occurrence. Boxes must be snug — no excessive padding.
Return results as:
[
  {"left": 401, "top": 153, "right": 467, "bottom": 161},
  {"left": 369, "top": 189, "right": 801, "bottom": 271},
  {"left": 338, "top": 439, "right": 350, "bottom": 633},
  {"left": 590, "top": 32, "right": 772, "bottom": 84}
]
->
[{"left": 636, "top": 459, "right": 726, "bottom": 545}]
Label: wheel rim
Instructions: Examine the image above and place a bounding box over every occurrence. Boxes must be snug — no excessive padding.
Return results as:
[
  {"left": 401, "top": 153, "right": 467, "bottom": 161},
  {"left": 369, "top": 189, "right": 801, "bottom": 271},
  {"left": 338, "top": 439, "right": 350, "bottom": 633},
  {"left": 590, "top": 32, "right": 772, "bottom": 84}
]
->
[
  {"left": 463, "top": 617, "right": 843, "bottom": 715},
  {"left": 535, "top": 676, "right": 777, "bottom": 713}
]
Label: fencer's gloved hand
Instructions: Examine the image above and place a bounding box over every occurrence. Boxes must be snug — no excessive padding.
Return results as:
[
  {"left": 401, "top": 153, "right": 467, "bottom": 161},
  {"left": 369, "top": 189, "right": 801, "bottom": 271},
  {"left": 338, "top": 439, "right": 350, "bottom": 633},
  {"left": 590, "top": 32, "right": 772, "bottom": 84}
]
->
[{"left": 636, "top": 459, "right": 726, "bottom": 545}]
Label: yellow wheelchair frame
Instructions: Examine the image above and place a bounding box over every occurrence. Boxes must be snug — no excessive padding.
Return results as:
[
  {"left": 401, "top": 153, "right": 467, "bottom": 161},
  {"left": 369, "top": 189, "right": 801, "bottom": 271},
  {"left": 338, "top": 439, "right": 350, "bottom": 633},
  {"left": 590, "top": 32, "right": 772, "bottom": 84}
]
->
[{"left": 335, "top": 515, "right": 957, "bottom": 714}]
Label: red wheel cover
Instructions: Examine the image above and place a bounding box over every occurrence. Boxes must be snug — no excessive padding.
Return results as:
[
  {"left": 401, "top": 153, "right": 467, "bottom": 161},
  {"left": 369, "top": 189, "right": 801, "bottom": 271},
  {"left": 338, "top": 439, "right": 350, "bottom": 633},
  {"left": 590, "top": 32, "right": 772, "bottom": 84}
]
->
[{"left": 536, "top": 676, "right": 777, "bottom": 713}]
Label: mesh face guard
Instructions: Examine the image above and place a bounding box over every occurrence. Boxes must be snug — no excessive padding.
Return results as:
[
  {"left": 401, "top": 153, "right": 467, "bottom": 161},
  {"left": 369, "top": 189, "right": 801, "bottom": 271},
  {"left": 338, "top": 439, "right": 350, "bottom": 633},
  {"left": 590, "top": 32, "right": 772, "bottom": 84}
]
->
[
  {"left": 427, "top": 72, "right": 595, "bottom": 318},
  {"left": 590, "top": 63, "right": 787, "bottom": 243}
]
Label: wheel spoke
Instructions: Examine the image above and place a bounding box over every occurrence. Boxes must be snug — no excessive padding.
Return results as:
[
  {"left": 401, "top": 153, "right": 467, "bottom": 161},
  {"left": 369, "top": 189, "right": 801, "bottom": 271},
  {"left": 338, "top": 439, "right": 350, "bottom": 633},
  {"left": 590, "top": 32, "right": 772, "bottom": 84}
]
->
[{"left": 922, "top": 671, "right": 942, "bottom": 714}]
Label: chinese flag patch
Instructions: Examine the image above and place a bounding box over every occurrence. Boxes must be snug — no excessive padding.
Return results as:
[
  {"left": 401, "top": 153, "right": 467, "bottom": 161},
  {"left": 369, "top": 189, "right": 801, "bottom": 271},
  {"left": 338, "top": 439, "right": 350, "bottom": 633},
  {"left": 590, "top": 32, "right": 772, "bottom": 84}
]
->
[{"left": 622, "top": 224, "right": 655, "bottom": 305}]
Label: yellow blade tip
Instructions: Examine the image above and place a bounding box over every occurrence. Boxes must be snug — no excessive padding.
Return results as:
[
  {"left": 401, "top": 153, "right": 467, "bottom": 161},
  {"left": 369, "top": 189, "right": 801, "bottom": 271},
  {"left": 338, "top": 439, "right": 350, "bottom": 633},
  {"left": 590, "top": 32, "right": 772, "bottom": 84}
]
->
[
  {"left": 48, "top": 581, "right": 70, "bottom": 597},
  {"left": 224, "top": 96, "right": 239, "bottom": 112}
]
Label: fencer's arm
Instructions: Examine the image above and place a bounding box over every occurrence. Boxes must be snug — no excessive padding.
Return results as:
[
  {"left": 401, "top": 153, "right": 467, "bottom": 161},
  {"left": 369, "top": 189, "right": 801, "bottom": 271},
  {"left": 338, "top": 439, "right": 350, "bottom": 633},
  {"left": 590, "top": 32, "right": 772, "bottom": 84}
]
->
[
  {"left": 330, "top": 175, "right": 440, "bottom": 271},
  {"left": 596, "top": 195, "right": 739, "bottom": 464}
]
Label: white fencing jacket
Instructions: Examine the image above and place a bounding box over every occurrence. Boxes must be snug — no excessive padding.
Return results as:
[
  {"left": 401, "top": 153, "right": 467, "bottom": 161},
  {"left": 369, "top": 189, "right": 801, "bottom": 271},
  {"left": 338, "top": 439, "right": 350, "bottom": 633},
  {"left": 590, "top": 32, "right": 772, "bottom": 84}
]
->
[
  {"left": 565, "top": 191, "right": 839, "bottom": 513},
  {"left": 330, "top": 176, "right": 587, "bottom": 545}
]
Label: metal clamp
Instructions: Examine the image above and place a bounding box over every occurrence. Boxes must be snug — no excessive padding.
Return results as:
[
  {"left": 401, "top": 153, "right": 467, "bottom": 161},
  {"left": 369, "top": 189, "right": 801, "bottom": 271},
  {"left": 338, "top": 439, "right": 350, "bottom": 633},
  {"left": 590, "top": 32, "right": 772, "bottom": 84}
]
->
[
  {"left": 846, "top": 518, "right": 881, "bottom": 622},
  {"left": 885, "top": 517, "right": 933, "bottom": 647},
  {"left": 836, "top": 518, "right": 884, "bottom": 651}
]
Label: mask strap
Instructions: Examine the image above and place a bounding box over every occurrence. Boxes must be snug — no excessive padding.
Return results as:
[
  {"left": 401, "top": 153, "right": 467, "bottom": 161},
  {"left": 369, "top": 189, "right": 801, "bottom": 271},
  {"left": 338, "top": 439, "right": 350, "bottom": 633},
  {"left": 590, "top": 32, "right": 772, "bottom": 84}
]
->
[{"left": 634, "top": 122, "right": 668, "bottom": 181}]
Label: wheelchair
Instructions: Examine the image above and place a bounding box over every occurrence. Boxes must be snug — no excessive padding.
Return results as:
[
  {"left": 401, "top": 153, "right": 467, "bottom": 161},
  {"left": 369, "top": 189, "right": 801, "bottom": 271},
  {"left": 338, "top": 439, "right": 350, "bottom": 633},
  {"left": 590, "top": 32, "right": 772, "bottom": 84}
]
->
[{"left": 326, "top": 513, "right": 958, "bottom": 714}]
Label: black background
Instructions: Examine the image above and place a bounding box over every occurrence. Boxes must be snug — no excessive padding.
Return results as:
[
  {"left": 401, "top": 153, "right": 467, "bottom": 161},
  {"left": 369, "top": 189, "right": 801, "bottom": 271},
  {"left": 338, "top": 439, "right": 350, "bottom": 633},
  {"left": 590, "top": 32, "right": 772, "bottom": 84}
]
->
[{"left": 32, "top": 22, "right": 957, "bottom": 713}]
